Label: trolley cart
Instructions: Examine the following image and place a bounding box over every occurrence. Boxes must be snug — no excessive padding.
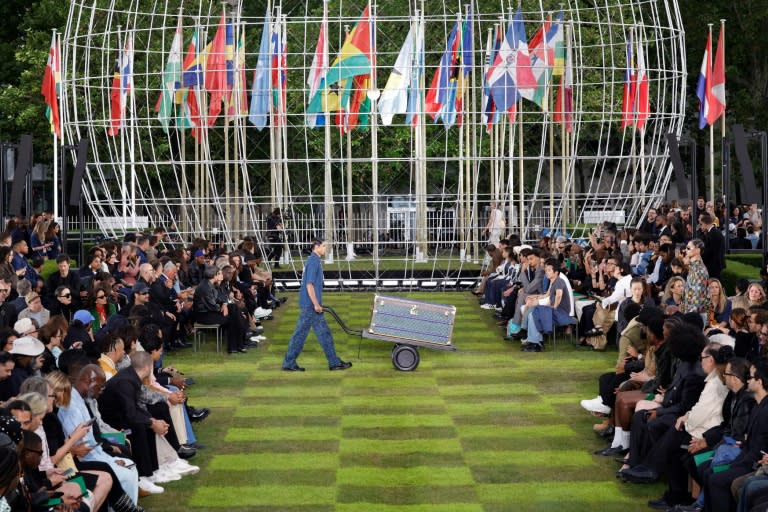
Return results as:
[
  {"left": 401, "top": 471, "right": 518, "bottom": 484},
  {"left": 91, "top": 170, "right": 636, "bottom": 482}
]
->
[{"left": 323, "top": 294, "right": 457, "bottom": 371}]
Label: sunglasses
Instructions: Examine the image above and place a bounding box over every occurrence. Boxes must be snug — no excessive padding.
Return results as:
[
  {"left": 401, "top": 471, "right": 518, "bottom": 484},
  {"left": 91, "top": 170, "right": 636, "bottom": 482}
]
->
[
  {"left": 59, "top": 293, "right": 71, "bottom": 298},
  {"left": 96, "top": 294, "right": 106, "bottom": 299},
  {"left": 136, "top": 291, "right": 149, "bottom": 295}
]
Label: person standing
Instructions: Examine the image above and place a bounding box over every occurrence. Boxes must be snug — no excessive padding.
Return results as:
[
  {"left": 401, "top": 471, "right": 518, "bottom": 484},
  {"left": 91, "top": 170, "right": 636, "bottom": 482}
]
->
[
  {"left": 683, "top": 239, "right": 710, "bottom": 325},
  {"left": 482, "top": 201, "right": 505, "bottom": 245},
  {"left": 282, "top": 239, "right": 351, "bottom": 372},
  {"left": 266, "top": 208, "right": 285, "bottom": 268}
]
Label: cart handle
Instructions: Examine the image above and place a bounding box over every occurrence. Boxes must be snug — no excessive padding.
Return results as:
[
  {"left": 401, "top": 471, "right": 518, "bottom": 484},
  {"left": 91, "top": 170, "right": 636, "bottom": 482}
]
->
[{"left": 322, "top": 306, "right": 363, "bottom": 337}]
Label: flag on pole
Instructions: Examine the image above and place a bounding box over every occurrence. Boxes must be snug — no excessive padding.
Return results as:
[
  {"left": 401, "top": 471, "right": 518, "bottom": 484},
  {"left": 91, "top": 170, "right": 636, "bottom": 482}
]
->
[
  {"left": 107, "top": 31, "right": 134, "bottom": 137},
  {"left": 405, "top": 15, "right": 424, "bottom": 127},
  {"left": 249, "top": 12, "right": 272, "bottom": 130},
  {"left": 306, "top": 6, "right": 373, "bottom": 128},
  {"left": 379, "top": 24, "right": 415, "bottom": 126},
  {"left": 157, "top": 18, "right": 183, "bottom": 133},
  {"left": 181, "top": 29, "right": 203, "bottom": 138},
  {"left": 424, "top": 20, "right": 461, "bottom": 126},
  {"left": 707, "top": 27, "right": 725, "bottom": 125},
  {"left": 696, "top": 33, "right": 712, "bottom": 129},
  {"left": 226, "top": 30, "right": 248, "bottom": 118},
  {"left": 271, "top": 20, "right": 287, "bottom": 127},
  {"left": 553, "top": 25, "right": 573, "bottom": 132},
  {"left": 620, "top": 30, "right": 636, "bottom": 129},
  {"left": 486, "top": 10, "right": 536, "bottom": 113},
  {"left": 482, "top": 24, "right": 502, "bottom": 132},
  {"left": 635, "top": 31, "right": 650, "bottom": 131},
  {"left": 305, "top": 19, "right": 327, "bottom": 128},
  {"left": 41, "top": 32, "right": 61, "bottom": 138},
  {"left": 528, "top": 13, "right": 564, "bottom": 111},
  {"left": 205, "top": 13, "right": 228, "bottom": 126}
]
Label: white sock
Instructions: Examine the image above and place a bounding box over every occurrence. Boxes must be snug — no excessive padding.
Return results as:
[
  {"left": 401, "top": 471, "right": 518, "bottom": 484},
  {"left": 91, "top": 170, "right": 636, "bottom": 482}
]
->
[
  {"left": 610, "top": 427, "right": 623, "bottom": 448},
  {"left": 620, "top": 428, "right": 631, "bottom": 449}
]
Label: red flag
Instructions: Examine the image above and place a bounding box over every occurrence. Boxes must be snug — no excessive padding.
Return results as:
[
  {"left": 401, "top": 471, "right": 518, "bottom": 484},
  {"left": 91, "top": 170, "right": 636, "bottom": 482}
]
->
[
  {"left": 205, "top": 13, "right": 227, "bottom": 126},
  {"left": 620, "top": 31, "right": 636, "bottom": 129},
  {"left": 41, "top": 33, "right": 61, "bottom": 138},
  {"left": 706, "top": 27, "right": 726, "bottom": 125},
  {"left": 635, "top": 33, "right": 649, "bottom": 130}
]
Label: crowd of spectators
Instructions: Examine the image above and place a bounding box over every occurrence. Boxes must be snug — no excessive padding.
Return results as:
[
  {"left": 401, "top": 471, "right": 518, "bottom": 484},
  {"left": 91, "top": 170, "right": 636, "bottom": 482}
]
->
[
  {"left": 473, "top": 197, "right": 768, "bottom": 511},
  {"left": 0, "top": 213, "right": 287, "bottom": 511}
]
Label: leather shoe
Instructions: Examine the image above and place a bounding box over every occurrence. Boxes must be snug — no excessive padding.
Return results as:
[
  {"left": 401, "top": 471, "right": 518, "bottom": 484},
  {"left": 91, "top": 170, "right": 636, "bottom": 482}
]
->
[
  {"left": 329, "top": 361, "right": 353, "bottom": 371},
  {"left": 177, "top": 445, "right": 196, "bottom": 459},
  {"left": 594, "top": 445, "right": 627, "bottom": 456},
  {"left": 671, "top": 505, "right": 703, "bottom": 511},
  {"left": 282, "top": 365, "right": 305, "bottom": 372},
  {"left": 522, "top": 342, "right": 542, "bottom": 352},
  {"left": 598, "top": 425, "right": 615, "bottom": 439},
  {"left": 511, "top": 330, "right": 526, "bottom": 340},
  {"left": 189, "top": 408, "right": 210, "bottom": 422},
  {"left": 620, "top": 465, "right": 658, "bottom": 483}
]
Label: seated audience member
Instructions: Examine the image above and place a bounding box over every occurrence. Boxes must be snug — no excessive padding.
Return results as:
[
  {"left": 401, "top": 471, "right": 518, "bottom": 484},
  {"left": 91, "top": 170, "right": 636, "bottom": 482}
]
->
[
  {"left": 98, "top": 333, "right": 125, "bottom": 380},
  {"left": 46, "top": 255, "right": 81, "bottom": 310},
  {"left": 88, "top": 286, "right": 118, "bottom": 334},
  {"left": 505, "top": 248, "right": 546, "bottom": 335},
  {"left": 730, "top": 278, "right": 751, "bottom": 311},
  {"left": 50, "top": 285, "right": 76, "bottom": 322},
  {"left": 65, "top": 310, "right": 97, "bottom": 357},
  {"left": 699, "top": 358, "right": 768, "bottom": 512},
  {"left": 480, "top": 246, "right": 518, "bottom": 310},
  {"left": 729, "top": 308, "right": 754, "bottom": 358},
  {"left": 704, "top": 278, "right": 732, "bottom": 333},
  {"left": 473, "top": 244, "right": 504, "bottom": 296},
  {"left": 597, "top": 309, "right": 672, "bottom": 457},
  {"left": 193, "top": 265, "right": 248, "bottom": 354},
  {"left": 98, "top": 352, "right": 169, "bottom": 494},
  {"left": 662, "top": 276, "right": 685, "bottom": 315},
  {"left": 38, "top": 322, "right": 64, "bottom": 375},
  {"left": 6, "top": 336, "right": 45, "bottom": 398},
  {"left": 745, "top": 282, "right": 767, "bottom": 310},
  {"left": 518, "top": 258, "right": 575, "bottom": 352},
  {"left": 9, "top": 279, "right": 31, "bottom": 315},
  {"left": 616, "top": 277, "right": 656, "bottom": 336},
  {"left": 17, "top": 291, "right": 50, "bottom": 328}
]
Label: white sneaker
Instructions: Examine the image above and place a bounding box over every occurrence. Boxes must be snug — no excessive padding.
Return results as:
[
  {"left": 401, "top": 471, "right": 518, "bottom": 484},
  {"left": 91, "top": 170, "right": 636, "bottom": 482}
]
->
[
  {"left": 256, "top": 335, "right": 267, "bottom": 341},
  {"left": 151, "top": 468, "right": 181, "bottom": 483},
  {"left": 254, "top": 307, "right": 273, "bottom": 318},
  {"left": 138, "top": 477, "right": 164, "bottom": 494},
  {"left": 249, "top": 336, "right": 261, "bottom": 344},
  {"left": 164, "top": 460, "right": 200, "bottom": 476},
  {"left": 480, "top": 303, "right": 495, "bottom": 310},
  {"left": 580, "top": 396, "right": 611, "bottom": 415}
]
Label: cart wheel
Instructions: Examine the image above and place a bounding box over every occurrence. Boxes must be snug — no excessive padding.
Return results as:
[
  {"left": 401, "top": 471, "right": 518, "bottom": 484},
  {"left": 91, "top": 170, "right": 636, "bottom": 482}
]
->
[{"left": 392, "top": 344, "right": 420, "bottom": 371}]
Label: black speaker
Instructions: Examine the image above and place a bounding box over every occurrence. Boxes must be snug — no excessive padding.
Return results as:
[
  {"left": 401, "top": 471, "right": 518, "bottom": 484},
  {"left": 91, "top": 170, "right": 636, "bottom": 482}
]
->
[
  {"left": 69, "top": 138, "right": 89, "bottom": 206},
  {"left": 665, "top": 133, "right": 689, "bottom": 200},
  {"left": 8, "top": 134, "right": 33, "bottom": 217},
  {"left": 732, "top": 124, "right": 760, "bottom": 205}
]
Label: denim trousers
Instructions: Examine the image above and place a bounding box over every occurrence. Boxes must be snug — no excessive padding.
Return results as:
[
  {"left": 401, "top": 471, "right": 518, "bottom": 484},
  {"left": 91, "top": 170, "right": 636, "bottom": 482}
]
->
[{"left": 283, "top": 308, "right": 341, "bottom": 368}]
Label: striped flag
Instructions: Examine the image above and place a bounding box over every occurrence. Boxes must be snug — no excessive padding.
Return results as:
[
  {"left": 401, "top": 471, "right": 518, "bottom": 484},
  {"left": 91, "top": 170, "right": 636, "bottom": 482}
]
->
[
  {"left": 305, "top": 19, "right": 327, "bottom": 128},
  {"left": 248, "top": 12, "right": 272, "bottom": 130},
  {"left": 706, "top": 27, "right": 725, "bottom": 125},
  {"left": 635, "top": 31, "right": 649, "bottom": 130},
  {"left": 157, "top": 17, "right": 183, "bottom": 132},
  {"left": 107, "top": 31, "right": 134, "bottom": 137},
  {"left": 696, "top": 33, "right": 712, "bottom": 129}
]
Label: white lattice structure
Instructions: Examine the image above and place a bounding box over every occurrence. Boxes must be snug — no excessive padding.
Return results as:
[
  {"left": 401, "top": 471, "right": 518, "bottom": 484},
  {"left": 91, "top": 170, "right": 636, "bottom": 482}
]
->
[{"left": 61, "top": 0, "right": 686, "bottom": 275}]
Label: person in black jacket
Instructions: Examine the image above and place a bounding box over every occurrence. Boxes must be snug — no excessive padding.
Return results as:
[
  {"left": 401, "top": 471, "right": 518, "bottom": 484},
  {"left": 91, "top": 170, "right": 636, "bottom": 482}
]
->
[
  {"left": 193, "top": 265, "right": 247, "bottom": 354},
  {"left": 45, "top": 255, "right": 82, "bottom": 310},
  {"left": 98, "top": 351, "right": 168, "bottom": 484},
  {"left": 265, "top": 208, "right": 284, "bottom": 267},
  {"left": 699, "top": 213, "right": 725, "bottom": 279},
  {"left": 700, "top": 357, "right": 768, "bottom": 512}
]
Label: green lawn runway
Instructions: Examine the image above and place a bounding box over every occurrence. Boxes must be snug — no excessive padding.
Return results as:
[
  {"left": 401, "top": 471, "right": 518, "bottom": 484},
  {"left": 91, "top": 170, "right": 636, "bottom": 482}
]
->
[{"left": 142, "top": 292, "right": 668, "bottom": 511}]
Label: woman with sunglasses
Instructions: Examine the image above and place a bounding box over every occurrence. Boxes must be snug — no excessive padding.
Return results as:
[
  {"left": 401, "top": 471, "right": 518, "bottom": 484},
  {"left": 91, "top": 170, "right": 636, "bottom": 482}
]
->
[
  {"left": 50, "top": 285, "right": 76, "bottom": 323},
  {"left": 86, "top": 286, "right": 117, "bottom": 334}
]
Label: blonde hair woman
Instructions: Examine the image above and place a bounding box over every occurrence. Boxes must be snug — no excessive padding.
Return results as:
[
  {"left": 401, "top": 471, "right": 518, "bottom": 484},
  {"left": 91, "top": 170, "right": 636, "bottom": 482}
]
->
[
  {"left": 662, "top": 276, "right": 685, "bottom": 315},
  {"left": 705, "top": 278, "right": 732, "bottom": 333}
]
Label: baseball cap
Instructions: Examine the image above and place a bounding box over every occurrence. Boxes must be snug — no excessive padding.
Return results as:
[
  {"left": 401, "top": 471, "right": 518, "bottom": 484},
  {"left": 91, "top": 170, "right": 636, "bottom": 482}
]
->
[
  {"left": 73, "top": 310, "right": 95, "bottom": 324},
  {"left": 193, "top": 249, "right": 206, "bottom": 258},
  {"left": 132, "top": 282, "right": 150, "bottom": 294}
]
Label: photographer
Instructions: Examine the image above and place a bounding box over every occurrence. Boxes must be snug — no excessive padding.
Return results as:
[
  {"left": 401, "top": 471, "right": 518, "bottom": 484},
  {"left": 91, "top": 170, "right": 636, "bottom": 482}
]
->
[{"left": 266, "top": 208, "right": 285, "bottom": 268}]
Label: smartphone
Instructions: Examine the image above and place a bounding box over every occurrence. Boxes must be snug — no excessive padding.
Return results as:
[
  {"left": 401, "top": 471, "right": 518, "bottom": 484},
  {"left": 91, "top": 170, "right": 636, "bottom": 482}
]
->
[{"left": 63, "top": 468, "right": 76, "bottom": 478}]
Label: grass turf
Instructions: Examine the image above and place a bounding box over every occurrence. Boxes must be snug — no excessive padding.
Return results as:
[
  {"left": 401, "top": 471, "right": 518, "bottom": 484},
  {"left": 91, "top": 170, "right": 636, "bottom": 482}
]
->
[{"left": 142, "top": 292, "right": 667, "bottom": 511}]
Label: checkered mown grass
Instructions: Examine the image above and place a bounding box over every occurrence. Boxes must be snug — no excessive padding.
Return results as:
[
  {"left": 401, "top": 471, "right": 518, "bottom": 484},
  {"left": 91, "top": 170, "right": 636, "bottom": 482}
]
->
[{"left": 142, "top": 292, "right": 666, "bottom": 511}]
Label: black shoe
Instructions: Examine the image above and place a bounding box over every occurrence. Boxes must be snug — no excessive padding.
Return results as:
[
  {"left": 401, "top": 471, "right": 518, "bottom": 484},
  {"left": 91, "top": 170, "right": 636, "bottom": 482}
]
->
[
  {"left": 183, "top": 378, "right": 196, "bottom": 386},
  {"left": 262, "top": 315, "right": 274, "bottom": 320},
  {"left": 598, "top": 425, "right": 615, "bottom": 439},
  {"left": 279, "top": 297, "right": 288, "bottom": 304},
  {"left": 189, "top": 408, "right": 210, "bottom": 422},
  {"left": 594, "top": 445, "right": 627, "bottom": 456},
  {"left": 503, "top": 335, "right": 516, "bottom": 341},
  {"left": 511, "top": 330, "right": 527, "bottom": 340},
  {"left": 238, "top": 348, "right": 248, "bottom": 353},
  {"left": 522, "top": 342, "right": 542, "bottom": 352},
  {"left": 620, "top": 465, "right": 658, "bottom": 484},
  {"left": 646, "top": 497, "right": 671, "bottom": 510},
  {"left": 671, "top": 505, "right": 703, "bottom": 512},
  {"left": 282, "top": 365, "right": 306, "bottom": 372},
  {"left": 186, "top": 442, "right": 206, "bottom": 450},
  {"left": 177, "top": 445, "right": 197, "bottom": 459},
  {"left": 329, "top": 360, "right": 353, "bottom": 371}
]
